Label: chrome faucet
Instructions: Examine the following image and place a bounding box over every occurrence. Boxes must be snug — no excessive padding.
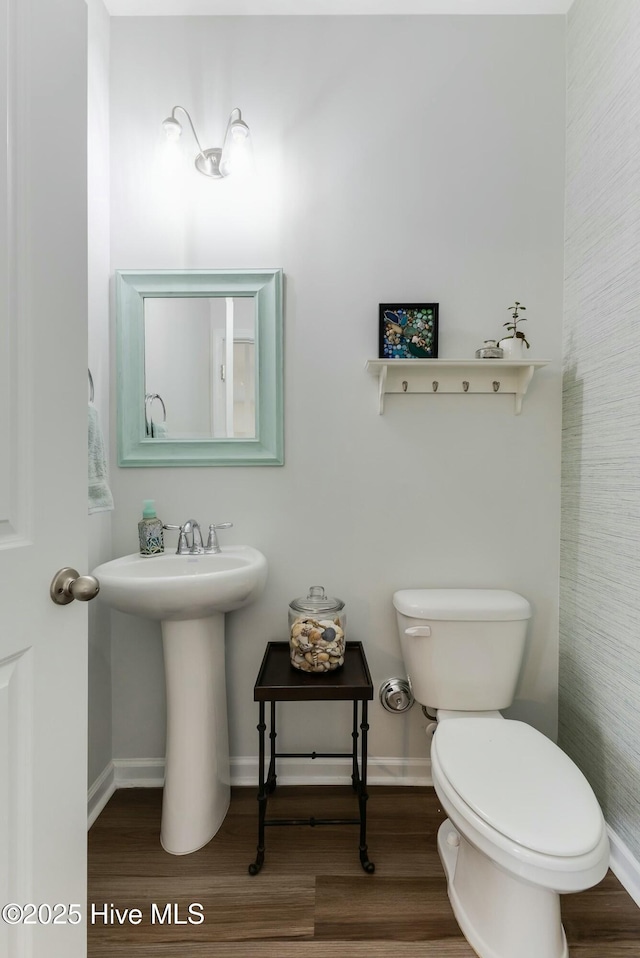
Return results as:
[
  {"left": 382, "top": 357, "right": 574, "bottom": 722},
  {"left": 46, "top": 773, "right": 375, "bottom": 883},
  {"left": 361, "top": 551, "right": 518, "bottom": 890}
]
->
[
  {"left": 181, "top": 519, "right": 204, "bottom": 554},
  {"left": 164, "top": 519, "right": 233, "bottom": 555}
]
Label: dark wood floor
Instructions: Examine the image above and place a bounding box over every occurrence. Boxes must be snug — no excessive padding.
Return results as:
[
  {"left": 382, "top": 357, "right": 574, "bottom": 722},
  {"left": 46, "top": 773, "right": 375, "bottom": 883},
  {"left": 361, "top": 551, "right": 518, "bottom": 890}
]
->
[{"left": 88, "top": 786, "right": 640, "bottom": 957}]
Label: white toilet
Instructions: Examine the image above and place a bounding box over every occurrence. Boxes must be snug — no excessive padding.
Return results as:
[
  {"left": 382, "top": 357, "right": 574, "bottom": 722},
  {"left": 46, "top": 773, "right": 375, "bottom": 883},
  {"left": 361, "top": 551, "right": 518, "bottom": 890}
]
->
[{"left": 394, "top": 588, "right": 609, "bottom": 958}]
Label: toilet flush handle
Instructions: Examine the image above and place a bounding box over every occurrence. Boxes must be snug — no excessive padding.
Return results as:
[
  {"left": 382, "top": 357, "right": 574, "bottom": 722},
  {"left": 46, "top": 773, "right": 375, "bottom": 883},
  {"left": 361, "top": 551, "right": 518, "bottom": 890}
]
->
[{"left": 404, "top": 626, "right": 431, "bottom": 638}]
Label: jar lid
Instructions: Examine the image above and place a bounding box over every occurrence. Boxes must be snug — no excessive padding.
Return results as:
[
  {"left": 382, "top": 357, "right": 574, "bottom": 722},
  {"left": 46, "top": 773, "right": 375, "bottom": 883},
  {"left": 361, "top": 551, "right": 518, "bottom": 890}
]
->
[{"left": 290, "top": 585, "right": 344, "bottom": 615}]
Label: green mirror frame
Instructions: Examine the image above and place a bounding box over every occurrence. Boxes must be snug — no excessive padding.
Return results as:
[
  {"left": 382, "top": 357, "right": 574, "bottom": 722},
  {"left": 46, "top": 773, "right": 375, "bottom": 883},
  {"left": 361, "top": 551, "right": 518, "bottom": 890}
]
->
[{"left": 116, "top": 268, "right": 283, "bottom": 467}]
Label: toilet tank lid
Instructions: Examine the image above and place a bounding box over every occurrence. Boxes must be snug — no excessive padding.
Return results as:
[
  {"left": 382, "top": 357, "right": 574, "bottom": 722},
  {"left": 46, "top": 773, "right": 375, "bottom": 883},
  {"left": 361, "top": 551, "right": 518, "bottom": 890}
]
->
[{"left": 393, "top": 589, "right": 531, "bottom": 621}]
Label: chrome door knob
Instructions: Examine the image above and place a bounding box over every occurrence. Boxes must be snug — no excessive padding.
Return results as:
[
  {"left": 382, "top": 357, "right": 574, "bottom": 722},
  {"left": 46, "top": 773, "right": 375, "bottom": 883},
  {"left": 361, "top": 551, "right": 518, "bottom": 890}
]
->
[{"left": 50, "top": 567, "right": 100, "bottom": 605}]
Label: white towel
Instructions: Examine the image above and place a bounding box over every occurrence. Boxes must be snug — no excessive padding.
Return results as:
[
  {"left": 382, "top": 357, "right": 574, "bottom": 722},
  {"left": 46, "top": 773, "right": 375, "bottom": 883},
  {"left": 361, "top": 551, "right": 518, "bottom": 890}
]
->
[{"left": 88, "top": 402, "right": 114, "bottom": 514}]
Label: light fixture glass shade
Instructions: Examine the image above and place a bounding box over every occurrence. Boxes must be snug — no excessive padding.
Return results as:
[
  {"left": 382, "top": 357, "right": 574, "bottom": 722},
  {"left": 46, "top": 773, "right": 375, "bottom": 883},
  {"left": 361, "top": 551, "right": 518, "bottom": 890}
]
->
[
  {"left": 162, "top": 116, "right": 183, "bottom": 141},
  {"left": 219, "top": 109, "right": 252, "bottom": 178},
  {"left": 162, "top": 116, "right": 182, "bottom": 140},
  {"left": 230, "top": 117, "right": 250, "bottom": 142},
  {"left": 163, "top": 106, "right": 206, "bottom": 156}
]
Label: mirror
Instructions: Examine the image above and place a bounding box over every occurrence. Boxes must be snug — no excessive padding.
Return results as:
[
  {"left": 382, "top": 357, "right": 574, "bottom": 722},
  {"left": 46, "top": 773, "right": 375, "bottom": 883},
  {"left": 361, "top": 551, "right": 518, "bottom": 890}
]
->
[{"left": 116, "top": 269, "right": 283, "bottom": 466}]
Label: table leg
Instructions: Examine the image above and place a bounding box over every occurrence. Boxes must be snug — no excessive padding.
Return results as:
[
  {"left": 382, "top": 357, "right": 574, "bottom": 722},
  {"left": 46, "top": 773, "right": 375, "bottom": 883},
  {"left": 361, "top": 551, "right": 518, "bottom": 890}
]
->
[
  {"left": 248, "top": 701, "right": 267, "bottom": 875},
  {"left": 358, "top": 700, "right": 375, "bottom": 873},
  {"left": 351, "top": 701, "right": 359, "bottom": 792},
  {"left": 267, "top": 700, "right": 277, "bottom": 794}
]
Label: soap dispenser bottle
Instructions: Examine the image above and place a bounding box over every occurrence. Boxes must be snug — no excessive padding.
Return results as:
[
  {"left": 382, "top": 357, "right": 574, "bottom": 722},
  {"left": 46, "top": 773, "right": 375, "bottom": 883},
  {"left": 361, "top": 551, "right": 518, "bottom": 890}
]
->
[{"left": 138, "top": 500, "right": 164, "bottom": 556}]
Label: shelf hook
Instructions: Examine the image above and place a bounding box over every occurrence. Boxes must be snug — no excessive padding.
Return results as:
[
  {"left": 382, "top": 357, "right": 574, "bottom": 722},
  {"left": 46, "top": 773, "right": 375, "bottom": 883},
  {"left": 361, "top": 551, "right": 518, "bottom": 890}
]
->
[
  {"left": 462, "top": 381, "right": 470, "bottom": 392},
  {"left": 402, "top": 380, "right": 408, "bottom": 393},
  {"left": 493, "top": 381, "right": 500, "bottom": 392},
  {"left": 432, "top": 381, "right": 439, "bottom": 392}
]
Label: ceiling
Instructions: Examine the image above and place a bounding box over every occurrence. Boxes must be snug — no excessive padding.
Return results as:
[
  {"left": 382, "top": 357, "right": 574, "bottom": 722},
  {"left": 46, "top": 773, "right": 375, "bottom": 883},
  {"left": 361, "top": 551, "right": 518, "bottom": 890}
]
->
[{"left": 105, "top": 0, "right": 575, "bottom": 16}]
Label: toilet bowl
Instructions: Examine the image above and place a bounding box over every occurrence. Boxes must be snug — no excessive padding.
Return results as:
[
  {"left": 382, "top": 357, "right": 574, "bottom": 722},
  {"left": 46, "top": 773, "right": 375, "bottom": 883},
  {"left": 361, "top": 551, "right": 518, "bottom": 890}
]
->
[
  {"left": 431, "top": 716, "right": 609, "bottom": 958},
  {"left": 393, "top": 589, "right": 610, "bottom": 958}
]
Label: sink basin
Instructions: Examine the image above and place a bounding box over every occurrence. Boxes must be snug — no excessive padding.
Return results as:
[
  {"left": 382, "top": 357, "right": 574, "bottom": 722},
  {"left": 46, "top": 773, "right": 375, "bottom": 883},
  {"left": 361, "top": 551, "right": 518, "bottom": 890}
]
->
[
  {"left": 93, "top": 546, "right": 267, "bottom": 621},
  {"left": 92, "top": 544, "right": 268, "bottom": 856}
]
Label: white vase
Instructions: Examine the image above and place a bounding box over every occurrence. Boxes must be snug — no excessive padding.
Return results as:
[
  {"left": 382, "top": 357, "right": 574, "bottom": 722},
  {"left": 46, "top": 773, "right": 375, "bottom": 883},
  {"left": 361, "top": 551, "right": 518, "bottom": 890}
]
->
[{"left": 499, "top": 336, "right": 525, "bottom": 359}]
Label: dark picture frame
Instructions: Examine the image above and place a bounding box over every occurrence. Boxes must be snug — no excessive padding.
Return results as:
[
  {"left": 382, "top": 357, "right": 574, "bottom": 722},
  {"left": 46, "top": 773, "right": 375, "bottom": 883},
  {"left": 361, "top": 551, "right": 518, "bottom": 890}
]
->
[{"left": 379, "top": 303, "right": 439, "bottom": 359}]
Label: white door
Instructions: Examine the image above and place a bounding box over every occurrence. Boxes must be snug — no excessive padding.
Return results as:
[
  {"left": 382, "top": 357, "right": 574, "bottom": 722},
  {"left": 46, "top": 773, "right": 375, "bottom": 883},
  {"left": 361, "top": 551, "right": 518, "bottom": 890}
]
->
[{"left": 0, "top": 1, "right": 89, "bottom": 956}]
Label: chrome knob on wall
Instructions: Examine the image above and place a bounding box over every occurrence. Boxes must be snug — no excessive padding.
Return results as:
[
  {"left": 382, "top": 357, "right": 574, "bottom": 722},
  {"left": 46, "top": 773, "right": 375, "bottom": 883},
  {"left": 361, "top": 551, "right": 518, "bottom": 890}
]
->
[{"left": 50, "top": 567, "right": 100, "bottom": 605}]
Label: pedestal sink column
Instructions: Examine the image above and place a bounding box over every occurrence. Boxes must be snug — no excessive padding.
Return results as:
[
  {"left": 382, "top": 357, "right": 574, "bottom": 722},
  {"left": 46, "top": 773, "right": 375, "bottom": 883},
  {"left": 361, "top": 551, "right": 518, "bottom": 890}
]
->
[
  {"left": 160, "top": 613, "right": 230, "bottom": 855},
  {"left": 91, "top": 546, "right": 268, "bottom": 855}
]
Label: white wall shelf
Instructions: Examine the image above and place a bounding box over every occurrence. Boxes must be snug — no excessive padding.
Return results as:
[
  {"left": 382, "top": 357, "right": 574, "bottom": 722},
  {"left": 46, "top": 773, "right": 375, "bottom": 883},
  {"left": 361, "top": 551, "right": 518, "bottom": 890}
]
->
[{"left": 365, "top": 359, "right": 550, "bottom": 415}]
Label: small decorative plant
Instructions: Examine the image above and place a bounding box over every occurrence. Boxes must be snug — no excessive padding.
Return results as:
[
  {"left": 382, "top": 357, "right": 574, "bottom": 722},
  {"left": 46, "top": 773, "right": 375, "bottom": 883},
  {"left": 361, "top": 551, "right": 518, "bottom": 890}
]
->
[{"left": 502, "top": 301, "right": 530, "bottom": 348}]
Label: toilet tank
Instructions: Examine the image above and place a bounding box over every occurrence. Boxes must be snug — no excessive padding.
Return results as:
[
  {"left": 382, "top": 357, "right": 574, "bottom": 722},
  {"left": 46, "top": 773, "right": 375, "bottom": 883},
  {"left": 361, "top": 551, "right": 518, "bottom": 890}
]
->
[{"left": 393, "top": 589, "right": 531, "bottom": 711}]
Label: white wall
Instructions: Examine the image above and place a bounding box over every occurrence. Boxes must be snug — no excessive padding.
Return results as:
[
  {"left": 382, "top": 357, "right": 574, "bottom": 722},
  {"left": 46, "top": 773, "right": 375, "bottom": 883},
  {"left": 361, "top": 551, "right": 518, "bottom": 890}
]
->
[
  {"left": 560, "top": 0, "right": 640, "bottom": 864},
  {"left": 87, "top": 0, "right": 113, "bottom": 787},
  {"left": 107, "top": 14, "right": 566, "bottom": 773}
]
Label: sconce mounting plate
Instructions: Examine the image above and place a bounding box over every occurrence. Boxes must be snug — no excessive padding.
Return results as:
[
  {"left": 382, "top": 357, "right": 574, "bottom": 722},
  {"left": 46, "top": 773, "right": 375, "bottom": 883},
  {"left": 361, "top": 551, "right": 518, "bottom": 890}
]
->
[{"left": 195, "top": 148, "right": 223, "bottom": 178}]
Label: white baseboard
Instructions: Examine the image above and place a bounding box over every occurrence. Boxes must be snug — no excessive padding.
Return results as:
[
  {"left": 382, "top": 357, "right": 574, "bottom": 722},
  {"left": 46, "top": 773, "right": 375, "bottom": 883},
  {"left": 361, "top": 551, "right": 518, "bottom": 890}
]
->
[
  {"left": 87, "top": 758, "right": 165, "bottom": 828},
  {"left": 230, "top": 755, "right": 432, "bottom": 787},
  {"left": 113, "top": 757, "right": 166, "bottom": 788},
  {"left": 87, "top": 754, "right": 431, "bottom": 828},
  {"left": 607, "top": 825, "right": 640, "bottom": 908}
]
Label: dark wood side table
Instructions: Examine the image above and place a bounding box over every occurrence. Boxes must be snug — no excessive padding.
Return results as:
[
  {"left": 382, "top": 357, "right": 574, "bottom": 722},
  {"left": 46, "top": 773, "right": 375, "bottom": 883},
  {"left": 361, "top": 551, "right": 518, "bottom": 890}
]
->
[{"left": 248, "top": 641, "right": 375, "bottom": 875}]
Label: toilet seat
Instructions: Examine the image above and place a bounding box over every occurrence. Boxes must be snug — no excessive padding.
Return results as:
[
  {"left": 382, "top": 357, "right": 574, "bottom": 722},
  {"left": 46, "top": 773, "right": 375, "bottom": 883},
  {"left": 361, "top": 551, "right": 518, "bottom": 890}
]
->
[
  {"left": 431, "top": 720, "right": 610, "bottom": 958},
  {"left": 433, "top": 718, "right": 604, "bottom": 857}
]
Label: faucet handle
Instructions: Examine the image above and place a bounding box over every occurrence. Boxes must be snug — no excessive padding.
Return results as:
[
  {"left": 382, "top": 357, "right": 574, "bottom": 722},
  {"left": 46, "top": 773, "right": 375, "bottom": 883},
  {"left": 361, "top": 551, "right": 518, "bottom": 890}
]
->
[
  {"left": 205, "top": 522, "right": 233, "bottom": 554},
  {"left": 162, "top": 523, "right": 189, "bottom": 555}
]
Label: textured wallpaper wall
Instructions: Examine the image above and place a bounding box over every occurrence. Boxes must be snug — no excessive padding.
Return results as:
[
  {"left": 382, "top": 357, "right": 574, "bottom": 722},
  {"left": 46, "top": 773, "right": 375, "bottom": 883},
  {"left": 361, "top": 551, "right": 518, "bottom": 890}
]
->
[{"left": 560, "top": 0, "right": 640, "bottom": 859}]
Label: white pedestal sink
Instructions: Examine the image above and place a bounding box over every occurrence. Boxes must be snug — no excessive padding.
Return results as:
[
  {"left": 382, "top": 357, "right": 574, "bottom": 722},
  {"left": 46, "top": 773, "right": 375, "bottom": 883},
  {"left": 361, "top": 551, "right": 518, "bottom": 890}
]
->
[{"left": 92, "top": 546, "right": 267, "bottom": 855}]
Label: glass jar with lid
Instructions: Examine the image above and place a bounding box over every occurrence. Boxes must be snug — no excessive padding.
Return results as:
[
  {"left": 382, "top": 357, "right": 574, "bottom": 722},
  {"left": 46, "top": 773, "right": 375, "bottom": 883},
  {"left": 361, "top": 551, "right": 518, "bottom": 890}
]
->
[{"left": 288, "top": 586, "right": 346, "bottom": 673}]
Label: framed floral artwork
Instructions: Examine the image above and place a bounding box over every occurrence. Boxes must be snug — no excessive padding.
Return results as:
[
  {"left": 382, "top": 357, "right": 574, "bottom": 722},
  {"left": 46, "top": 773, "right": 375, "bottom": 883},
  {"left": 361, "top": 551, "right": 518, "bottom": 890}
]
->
[{"left": 379, "top": 303, "right": 439, "bottom": 359}]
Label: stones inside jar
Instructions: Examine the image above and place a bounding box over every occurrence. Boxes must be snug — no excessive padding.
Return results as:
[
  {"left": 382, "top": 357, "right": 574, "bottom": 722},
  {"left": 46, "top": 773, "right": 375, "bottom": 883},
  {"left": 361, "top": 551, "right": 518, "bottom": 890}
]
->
[{"left": 289, "top": 616, "right": 345, "bottom": 672}]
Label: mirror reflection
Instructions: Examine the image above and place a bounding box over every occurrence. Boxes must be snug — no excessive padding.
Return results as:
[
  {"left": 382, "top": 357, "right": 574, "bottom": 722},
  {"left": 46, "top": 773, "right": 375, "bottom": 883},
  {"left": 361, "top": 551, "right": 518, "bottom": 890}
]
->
[{"left": 144, "top": 297, "right": 256, "bottom": 440}]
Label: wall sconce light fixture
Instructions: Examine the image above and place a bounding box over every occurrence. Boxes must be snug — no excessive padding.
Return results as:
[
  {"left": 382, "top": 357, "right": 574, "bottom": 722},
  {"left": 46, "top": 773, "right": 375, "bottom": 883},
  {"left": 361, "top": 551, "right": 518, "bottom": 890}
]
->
[{"left": 162, "top": 104, "right": 251, "bottom": 179}]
